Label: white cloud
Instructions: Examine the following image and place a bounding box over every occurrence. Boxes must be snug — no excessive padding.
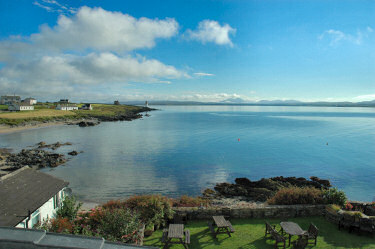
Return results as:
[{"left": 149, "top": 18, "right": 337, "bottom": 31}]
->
[
  {"left": 186, "top": 20, "right": 236, "bottom": 46},
  {"left": 194, "top": 72, "right": 215, "bottom": 77},
  {"left": 0, "top": 53, "right": 185, "bottom": 95},
  {"left": 178, "top": 93, "right": 254, "bottom": 102},
  {"left": 34, "top": 0, "right": 77, "bottom": 14},
  {"left": 353, "top": 94, "right": 375, "bottom": 101},
  {"left": 0, "top": 7, "right": 187, "bottom": 99},
  {"left": 27, "top": 6, "right": 179, "bottom": 52},
  {"left": 319, "top": 27, "right": 372, "bottom": 46}
]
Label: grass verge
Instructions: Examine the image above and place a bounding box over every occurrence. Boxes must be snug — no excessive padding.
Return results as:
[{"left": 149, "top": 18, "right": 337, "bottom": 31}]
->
[{"left": 143, "top": 216, "right": 375, "bottom": 249}]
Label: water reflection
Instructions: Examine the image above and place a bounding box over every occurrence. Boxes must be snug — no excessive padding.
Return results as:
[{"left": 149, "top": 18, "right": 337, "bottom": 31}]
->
[{"left": 1, "top": 105, "right": 375, "bottom": 202}]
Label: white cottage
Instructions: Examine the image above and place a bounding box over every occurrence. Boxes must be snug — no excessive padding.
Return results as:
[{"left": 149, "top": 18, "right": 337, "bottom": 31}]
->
[
  {"left": 0, "top": 167, "right": 69, "bottom": 228},
  {"left": 22, "top": 98, "right": 37, "bottom": 105},
  {"left": 8, "top": 103, "right": 34, "bottom": 111},
  {"left": 81, "top": 103, "right": 93, "bottom": 110},
  {"left": 0, "top": 95, "right": 21, "bottom": 105},
  {"left": 56, "top": 104, "right": 78, "bottom": 111}
]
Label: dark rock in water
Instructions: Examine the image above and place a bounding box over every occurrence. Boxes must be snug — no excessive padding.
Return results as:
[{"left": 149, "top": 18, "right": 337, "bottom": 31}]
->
[
  {"left": 37, "top": 141, "right": 72, "bottom": 150},
  {"left": 37, "top": 141, "right": 46, "bottom": 147},
  {"left": 68, "top": 151, "right": 79, "bottom": 156},
  {"left": 210, "top": 175, "right": 332, "bottom": 202},
  {"left": 78, "top": 121, "right": 100, "bottom": 127},
  {"left": 5, "top": 148, "right": 67, "bottom": 169},
  {"left": 310, "top": 176, "right": 331, "bottom": 188},
  {"left": 235, "top": 177, "right": 252, "bottom": 186}
]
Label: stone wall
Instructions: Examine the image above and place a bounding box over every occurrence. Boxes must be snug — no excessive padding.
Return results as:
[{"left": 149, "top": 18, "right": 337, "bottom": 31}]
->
[{"left": 173, "top": 204, "right": 326, "bottom": 220}]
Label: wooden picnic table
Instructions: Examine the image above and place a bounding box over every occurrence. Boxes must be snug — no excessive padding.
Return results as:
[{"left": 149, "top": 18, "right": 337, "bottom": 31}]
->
[
  {"left": 162, "top": 224, "right": 190, "bottom": 249},
  {"left": 280, "top": 221, "right": 304, "bottom": 246},
  {"left": 208, "top": 216, "right": 235, "bottom": 238}
]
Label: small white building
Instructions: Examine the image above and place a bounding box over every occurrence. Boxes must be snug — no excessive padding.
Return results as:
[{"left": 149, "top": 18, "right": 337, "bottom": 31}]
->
[
  {"left": 8, "top": 103, "right": 34, "bottom": 111},
  {"left": 56, "top": 104, "right": 78, "bottom": 111},
  {"left": 81, "top": 103, "right": 93, "bottom": 110},
  {"left": 0, "top": 167, "right": 69, "bottom": 228},
  {"left": 0, "top": 95, "right": 21, "bottom": 105},
  {"left": 22, "top": 98, "right": 37, "bottom": 105}
]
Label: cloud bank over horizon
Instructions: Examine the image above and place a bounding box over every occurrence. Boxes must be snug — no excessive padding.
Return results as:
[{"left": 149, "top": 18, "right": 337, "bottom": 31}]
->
[{"left": 0, "top": 6, "right": 189, "bottom": 100}]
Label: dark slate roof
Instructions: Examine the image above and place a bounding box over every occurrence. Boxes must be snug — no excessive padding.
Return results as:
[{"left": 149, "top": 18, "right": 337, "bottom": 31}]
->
[
  {"left": 0, "top": 167, "right": 69, "bottom": 227},
  {"left": 0, "top": 227, "right": 158, "bottom": 249}
]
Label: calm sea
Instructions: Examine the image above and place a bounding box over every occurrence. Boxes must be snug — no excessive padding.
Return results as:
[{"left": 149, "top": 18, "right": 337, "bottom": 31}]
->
[{"left": 1, "top": 105, "right": 375, "bottom": 202}]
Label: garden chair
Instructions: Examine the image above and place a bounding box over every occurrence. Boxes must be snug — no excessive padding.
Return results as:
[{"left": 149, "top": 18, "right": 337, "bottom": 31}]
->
[
  {"left": 270, "top": 229, "right": 286, "bottom": 249},
  {"left": 292, "top": 235, "right": 308, "bottom": 249},
  {"left": 265, "top": 221, "right": 277, "bottom": 237},
  {"left": 302, "top": 223, "right": 318, "bottom": 246}
]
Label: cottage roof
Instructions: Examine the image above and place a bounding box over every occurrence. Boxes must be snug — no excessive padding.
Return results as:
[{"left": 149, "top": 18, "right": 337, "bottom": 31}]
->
[
  {"left": 0, "top": 167, "right": 69, "bottom": 227},
  {"left": 58, "top": 104, "right": 77, "bottom": 107},
  {"left": 0, "top": 227, "right": 158, "bottom": 249}
]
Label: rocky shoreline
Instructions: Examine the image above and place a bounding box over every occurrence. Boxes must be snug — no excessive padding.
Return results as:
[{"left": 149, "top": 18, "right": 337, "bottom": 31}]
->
[
  {"left": 0, "top": 142, "right": 80, "bottom": 177},
  {"left": 0, "top": 106, "right": 154, "bottom": 133},
  {"left": 203, "top": 176, "right": 331, "bottom": 202}
]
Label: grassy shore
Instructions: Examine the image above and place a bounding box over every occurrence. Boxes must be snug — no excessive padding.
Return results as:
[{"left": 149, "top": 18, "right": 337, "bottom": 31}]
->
[
  {"left": 144, "top": 217, "right": 375, "bottom": 249},
  {"left": 0, "top": 103, "right": 150, "bottom": 126}
]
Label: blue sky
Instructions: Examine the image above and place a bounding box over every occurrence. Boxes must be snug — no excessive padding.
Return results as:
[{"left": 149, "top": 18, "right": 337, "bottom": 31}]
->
[{"left": 0, "top": 0, "right": 374, "bottom": 102}]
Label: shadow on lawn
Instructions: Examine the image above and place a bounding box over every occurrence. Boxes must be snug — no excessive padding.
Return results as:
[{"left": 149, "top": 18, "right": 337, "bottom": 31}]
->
[
  {"left": 144, "top": 217, "right": 375, "bottom": 249},
  {"left": 267, "top": 217, "right": 375, "bottom": 249},
  {"left": 188, "top": 221, "right": 231, "bottom": 249}
]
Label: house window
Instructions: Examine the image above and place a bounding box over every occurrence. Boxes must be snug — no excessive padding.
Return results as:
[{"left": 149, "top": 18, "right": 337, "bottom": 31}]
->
[
  {"left": 30, "top": 209, "right": 40, "bottom": 228},
  {"left": 53, "top": 194, "right": 58, "bottom": 209}
]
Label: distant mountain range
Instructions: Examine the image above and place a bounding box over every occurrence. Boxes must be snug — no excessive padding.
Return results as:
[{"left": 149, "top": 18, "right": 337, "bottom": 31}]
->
[{"left": 120, "top": 99, "right": 375, "bottom": 107}]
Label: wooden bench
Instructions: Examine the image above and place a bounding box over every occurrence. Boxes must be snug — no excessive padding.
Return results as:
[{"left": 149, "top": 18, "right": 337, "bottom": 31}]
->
[{"left": 184, "top": 229, "right": 190, "bottom": 244}]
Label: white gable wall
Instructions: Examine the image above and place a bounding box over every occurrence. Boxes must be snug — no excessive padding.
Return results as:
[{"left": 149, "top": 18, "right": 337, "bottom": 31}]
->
[{"left": 15, "top": 188, "right": 66, "bottom": 229}]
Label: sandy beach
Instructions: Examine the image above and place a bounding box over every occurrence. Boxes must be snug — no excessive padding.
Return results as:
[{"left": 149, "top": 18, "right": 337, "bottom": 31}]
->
[{"left": 0, "top": 122, "right": 68, "bottom": 134}]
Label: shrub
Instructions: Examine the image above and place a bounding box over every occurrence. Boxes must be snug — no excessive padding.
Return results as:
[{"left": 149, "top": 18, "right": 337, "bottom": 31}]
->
[
  {"left": 267, "top": 187, "right": 324, "bottom": 205},
  {"left": 56, "top": 195, "right": 82, "bottom": 221},
  {"left": 172, "top": 195, "right": 211, "bottom": 207},
  {"left": 101, "top": 199, "right": 127, "bottom": 210},
  {"left": 322, "top": 187, "right": 347, "bottom": 207},
  {"left": 345, "top": 202, "right": 353, "bottom": 211},
  {"left": 98, "top": 208, "right": 141, "bottom": 243},
  {"left": 326, "top": 204, "right": 341, "bottom": 213},
  {"left": 124, "top": 195, "right": 174, "bottom": 228},
  {"left": 36, "top": 217, "right": 73, "bottom": 234},
  {"left": 74, "top": 207, "right": 142, "bottom": 243}
]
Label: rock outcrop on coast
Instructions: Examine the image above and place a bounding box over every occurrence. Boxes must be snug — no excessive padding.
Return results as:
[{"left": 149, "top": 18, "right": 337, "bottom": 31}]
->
[
  {"left": 0, "top": 142, "right": 83, "bottom": 176},
  {"left": 78, "top": 121, "right": 100, "bottom": 127},
  {"left": 203, "top": 176, "right": 331, "bottom": 202},
  {"left": 5, "top": 149, "right": 67, "bottom": 169}
]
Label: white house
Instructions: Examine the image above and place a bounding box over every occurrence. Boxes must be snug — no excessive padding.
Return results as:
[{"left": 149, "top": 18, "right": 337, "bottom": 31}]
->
[
  {"left": 8, "top": 103, "right": 34, "bottom": 111},
  {"left": 0, "top": 95, "right": 21, "bottom": 105},
  {"left": 22, "top": 98, "right": 37, "bottom": 105},
  {"left": 81, "top": 103, "right": 93, "bottom": 110},
  {"left": 0, "top": 167, "right": 69, "bottom": 228},
  {"left": 56, "top": 104, "right": 78, "bottom": 111}
]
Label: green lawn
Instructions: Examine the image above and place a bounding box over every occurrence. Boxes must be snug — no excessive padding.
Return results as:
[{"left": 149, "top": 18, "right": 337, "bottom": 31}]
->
[
  {"left": 0, "top": 103, "right": 147, "bottom": 126},
  {"left": 143, "top": 217, "right": 375, "bottom": 249}
]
